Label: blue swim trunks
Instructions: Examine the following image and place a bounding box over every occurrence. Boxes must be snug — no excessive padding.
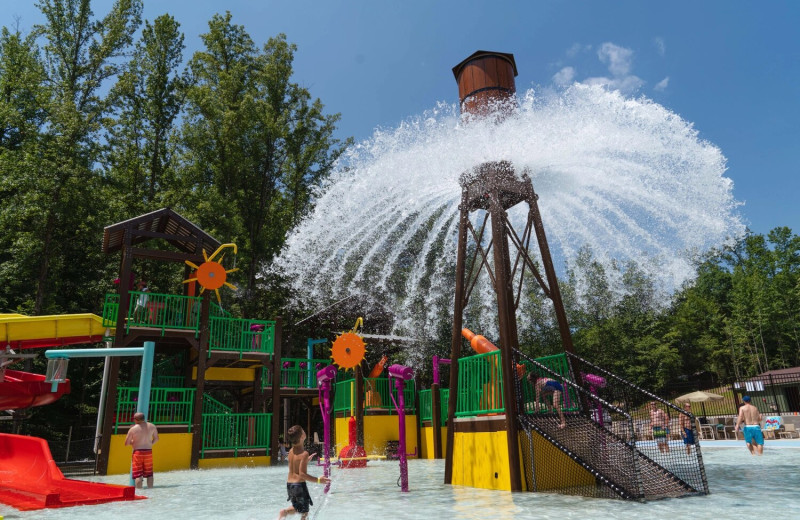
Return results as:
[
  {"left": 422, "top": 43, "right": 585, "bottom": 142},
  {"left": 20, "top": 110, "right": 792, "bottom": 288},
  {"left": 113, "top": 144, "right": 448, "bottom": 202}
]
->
[
  {"left": 743, "top": 425, "right": 764, "bottom": 445},
  {"left": 544, "top": 380, "right": 564, "bottom": 393},
  {"left": 683, "top": 427, "right": 695, "bottom": 445}
]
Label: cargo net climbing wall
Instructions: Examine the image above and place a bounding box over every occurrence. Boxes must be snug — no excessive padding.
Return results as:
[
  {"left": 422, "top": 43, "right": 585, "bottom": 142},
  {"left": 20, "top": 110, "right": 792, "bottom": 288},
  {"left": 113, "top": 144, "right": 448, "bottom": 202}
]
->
[{"left": 513, "top": 350, "right": 709, "bottom": 501}]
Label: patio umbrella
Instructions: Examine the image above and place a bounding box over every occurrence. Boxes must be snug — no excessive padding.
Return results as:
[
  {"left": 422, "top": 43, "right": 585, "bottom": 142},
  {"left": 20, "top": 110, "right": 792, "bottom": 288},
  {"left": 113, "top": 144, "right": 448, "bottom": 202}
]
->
[
  {"left": 674, "top": 390, "right": 725, "bottom": 417},
  {"left": 674, "top": 391, "right": 725, "bottom": 403}
]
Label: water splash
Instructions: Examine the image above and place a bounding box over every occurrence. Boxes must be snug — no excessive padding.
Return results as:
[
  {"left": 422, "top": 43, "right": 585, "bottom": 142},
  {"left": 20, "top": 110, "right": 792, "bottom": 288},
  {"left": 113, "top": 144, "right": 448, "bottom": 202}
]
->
[{"left": 275, "top": 85, "right": 744, "bottom": 341}]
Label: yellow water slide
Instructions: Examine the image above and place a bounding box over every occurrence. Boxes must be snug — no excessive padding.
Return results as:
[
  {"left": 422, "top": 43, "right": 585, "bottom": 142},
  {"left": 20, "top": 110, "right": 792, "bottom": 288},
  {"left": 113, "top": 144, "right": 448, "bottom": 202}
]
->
[{"left": 1, "top": 313, "right": 110, "bottom": 350}]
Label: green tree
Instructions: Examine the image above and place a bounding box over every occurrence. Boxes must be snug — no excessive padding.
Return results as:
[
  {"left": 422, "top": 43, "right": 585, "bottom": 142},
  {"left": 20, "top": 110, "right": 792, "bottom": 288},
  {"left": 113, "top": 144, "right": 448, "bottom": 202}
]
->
[
  {"left": 0, "top": 27, "right": 49, "bottom": 311},
  {"left": 104, "top": 13, "right": 186, "bottom": 217},
  {"left": 10, "top": 0, "right": 143, "bottom": 314},
  {"left": 180, "top": 12, "right": 350, "bottom": 316}
]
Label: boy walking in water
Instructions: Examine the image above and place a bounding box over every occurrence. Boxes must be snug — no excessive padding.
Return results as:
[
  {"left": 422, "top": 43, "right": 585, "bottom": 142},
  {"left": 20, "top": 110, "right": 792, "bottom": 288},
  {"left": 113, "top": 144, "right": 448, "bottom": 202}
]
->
[
  {"left": 734, "top": 395, "right": 764, "bottom": 455},
  {"left": 124, "top": 412, "right": 159, "bottom": 488},
  {"left": 278, "top": 425, "right": 330, "bottom": 519}
]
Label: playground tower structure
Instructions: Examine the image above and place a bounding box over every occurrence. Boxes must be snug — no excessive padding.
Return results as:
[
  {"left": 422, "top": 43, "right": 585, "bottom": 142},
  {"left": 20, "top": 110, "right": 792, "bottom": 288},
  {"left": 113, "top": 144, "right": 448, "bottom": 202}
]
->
[
  {"left": 444, "top": 51, "right": 577, "bottom": 491},
  {"left": 96, "top": 209, "right": 285, "bottom": 474}
]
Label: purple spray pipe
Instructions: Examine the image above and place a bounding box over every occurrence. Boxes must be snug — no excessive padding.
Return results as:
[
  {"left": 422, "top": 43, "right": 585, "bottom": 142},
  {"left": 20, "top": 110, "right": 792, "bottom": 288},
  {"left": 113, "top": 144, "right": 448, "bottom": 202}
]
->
[
  {"left": 583, "top": 373, "right": 607, "bottom": 427},
  {"left": 317, "top": 364, "right": 337, "bottom": 492},
  {"left": 388, "top": 364, "right": 414, "bottom": 492},
  {"left": 432, "top": 355, "right": 451, "bottom": 385}
]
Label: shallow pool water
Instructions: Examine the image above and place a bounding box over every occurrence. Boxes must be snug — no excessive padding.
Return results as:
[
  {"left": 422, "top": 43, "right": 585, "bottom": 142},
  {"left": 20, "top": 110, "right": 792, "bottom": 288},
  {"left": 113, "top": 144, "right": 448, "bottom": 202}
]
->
[{"left": 2, "top": 448, "right": 798, "bottom": 519}]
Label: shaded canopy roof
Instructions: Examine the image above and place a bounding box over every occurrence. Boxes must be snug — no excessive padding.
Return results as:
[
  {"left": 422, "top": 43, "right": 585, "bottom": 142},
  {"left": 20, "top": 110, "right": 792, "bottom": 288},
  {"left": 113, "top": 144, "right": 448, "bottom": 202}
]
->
[{"left": 102, "top": 208, "right": 221, "bottom": 255}]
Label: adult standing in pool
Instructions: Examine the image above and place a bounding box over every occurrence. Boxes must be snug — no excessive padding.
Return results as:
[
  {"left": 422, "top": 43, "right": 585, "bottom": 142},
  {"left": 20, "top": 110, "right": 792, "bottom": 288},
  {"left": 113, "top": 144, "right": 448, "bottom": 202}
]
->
[
  {"left": 734, "top": 395, "right": 764, "bottom": 455},
  {"left": 649, "top": 401, "right": 670, "bottom": 454},
  {"left": 527, "top": 374, "right": 566, "bottom": 428},
  {"left": 124, "top": 412, "right": 159, "bottom": 488}
]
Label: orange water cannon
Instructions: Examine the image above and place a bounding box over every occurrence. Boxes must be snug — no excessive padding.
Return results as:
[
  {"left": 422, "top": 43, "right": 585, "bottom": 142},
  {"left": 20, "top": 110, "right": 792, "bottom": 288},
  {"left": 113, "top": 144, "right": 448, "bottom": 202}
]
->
[
  {"left": 368, "top": 355, "right": 389, "bottom": 378},
  {"left": 462, "top": 328, "right": 526, "bottom": 378}
]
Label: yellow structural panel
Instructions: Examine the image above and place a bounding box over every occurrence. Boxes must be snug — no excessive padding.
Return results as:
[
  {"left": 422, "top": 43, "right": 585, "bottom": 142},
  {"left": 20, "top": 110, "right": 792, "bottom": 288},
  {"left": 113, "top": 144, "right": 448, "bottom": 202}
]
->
[
  {"left": 107, "top": 433, "right": 193, "bottom": 475},
  {"left": 334, "top": 415, "right": 418, "bottom": 457},
  {"left": 0, "top": 313, "right": 109, "bottom": 345},
  {"left": 527, "top": 429, "right": 595, "bottom": 492},
  {"left": 107, "top": 433, "right": 271, "bottom": 474},
  {"left": 192, "top": 366, "right": 256, "bottom": 382},
  {"left": 452, "top": 429, "right": 527, "bottom": 491},
  {"left": 198, "top": 456, "right": 270, "bottom": 469},
  {"left": 451, "top": 426, "right": 595, "bottom": 492},
  {"left": 419, "top": 426, "right": 447, "bottom": 459}
]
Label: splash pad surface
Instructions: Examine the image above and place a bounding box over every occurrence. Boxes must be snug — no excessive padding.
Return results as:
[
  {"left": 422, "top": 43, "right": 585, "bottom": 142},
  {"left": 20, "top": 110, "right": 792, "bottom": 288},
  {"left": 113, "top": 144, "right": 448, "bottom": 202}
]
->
[{"left": 2, "top": 448, "right": 796, "bottom": 519}]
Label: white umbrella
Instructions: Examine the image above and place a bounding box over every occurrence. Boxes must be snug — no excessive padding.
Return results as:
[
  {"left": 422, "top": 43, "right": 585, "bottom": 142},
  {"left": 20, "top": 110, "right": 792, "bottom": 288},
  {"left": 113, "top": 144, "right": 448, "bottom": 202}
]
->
[
  {"left": 675, "top": 391, "right": 725, "bottom": 403},
  {"left": 675, "top": 390, "right": 725, "bottom": 417}
]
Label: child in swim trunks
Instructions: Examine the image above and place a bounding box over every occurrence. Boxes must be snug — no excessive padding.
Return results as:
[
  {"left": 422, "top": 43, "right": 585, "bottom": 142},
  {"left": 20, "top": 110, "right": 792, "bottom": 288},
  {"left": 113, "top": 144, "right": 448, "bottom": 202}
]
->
[
  {"left": 278, "top": 425, "right": 330, "bottom": 519},
  {"left": 527, "top": 374, "right": 567, "bottom": 428}
]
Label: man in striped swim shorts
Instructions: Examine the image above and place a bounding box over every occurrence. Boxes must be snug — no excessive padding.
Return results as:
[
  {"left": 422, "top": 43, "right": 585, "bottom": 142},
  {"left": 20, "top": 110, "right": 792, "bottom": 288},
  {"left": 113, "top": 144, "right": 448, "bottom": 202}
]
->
[{"left": 125, "top": 412, "right": 160, "bottom": 488}]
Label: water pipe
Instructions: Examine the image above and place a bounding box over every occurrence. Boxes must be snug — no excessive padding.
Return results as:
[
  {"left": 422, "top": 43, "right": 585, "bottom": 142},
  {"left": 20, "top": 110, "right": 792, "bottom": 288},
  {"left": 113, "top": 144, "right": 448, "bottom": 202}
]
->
[
  {"left": 317, "top": 364, "right": 337, "bottom": 493},
  {"left": 45, "top": 343, "right": 155, "bottom": 415},
  {"left": 583, "top": 373, "right": 607, "bottom": 426},
  {"left": 388, "top": 364, "right": 414, "bottom": 492},
  {"left": 307, "top": 338, "right": 327, "bottom": 388},
  {"left": 432, "top": 355, "right": 451, "bottom": 386},
  {"left": 46, "top": 342, "right": 155, "bottom": 485}
]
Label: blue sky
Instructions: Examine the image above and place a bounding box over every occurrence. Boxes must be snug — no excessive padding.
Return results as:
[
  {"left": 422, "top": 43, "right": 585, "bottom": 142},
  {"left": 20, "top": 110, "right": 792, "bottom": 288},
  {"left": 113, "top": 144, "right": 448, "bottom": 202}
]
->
[{"left": 4, "top": 0, "right": 798, "bottom": 236}]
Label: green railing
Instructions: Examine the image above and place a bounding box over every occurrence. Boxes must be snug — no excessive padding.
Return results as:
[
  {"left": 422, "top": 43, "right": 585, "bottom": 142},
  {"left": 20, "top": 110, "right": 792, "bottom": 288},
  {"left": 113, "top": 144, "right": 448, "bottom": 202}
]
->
[
  {"left": 518, "top": 352, "right": 580, "bottom": 412},
  {"left": 102, "top": 293, "right": 120, "bottom": 327},
  {"left": 456, "top": 350, "right": 504, "bottom": 417},
  {"left": 201, "top": 413, "right": 272, "bottom": 457},
  {"left": 202, "top": 393, "right": 233, "bottom": 415},
  {"left": 333, "top": 377, "right": 415, "bottom": 414},
  {"left": 103, "top": 291, "right": 201, "bottom": 332},
  {"left": 209, "top": 317, "right": 275, "bottom": 357},
  {"left": 334, "top": 378, "right": 355, "bottom": 414},
  {"left": 210, "top": 301, "right": 232, "bottom": 318},
  {"left": 262, "top": 358, "right": 332, "bottom": 390},
  {"left": 114, "top": 387, "right": 195, "bottom": 433},
  {"left": 455, "top": 351, "right": 580, "bottom": 417},
  {"left": 419, "top": 388, "right": 449, "bottom": 426},
  {"left": 365, "top": 377, "right": 416, "bottom": 412},
  {"left": 126, "top": 291, "right": 201, "bottom": 332}
]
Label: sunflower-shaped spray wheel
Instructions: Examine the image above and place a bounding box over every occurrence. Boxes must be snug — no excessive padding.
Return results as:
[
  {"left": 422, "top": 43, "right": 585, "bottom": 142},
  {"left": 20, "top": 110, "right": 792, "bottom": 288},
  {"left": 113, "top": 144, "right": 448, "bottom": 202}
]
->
[
  {"left": 331, "top": 317, "right": 367, "bottom": 370},
  {"left": 184, "top": 243, "right": 239, "bottom": 304}
]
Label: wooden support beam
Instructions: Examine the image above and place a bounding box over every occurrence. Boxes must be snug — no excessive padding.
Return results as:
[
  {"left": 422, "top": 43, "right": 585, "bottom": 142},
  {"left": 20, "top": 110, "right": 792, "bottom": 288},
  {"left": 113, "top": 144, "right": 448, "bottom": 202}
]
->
[
  {"left": 270, "top": 318, "right": 283, "bottom": 465},
  {"left": 130, "top": 247, "right": 204, "bottom": 264},
  {"left": 190, "top": 292, "right": 211, "bottom": 469}
]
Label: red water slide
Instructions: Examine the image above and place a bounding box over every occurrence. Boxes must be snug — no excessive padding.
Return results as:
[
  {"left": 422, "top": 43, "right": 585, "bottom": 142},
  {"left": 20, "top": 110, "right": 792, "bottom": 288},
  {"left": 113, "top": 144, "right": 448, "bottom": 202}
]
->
[
  {"left": 0, "top": 370, "right": 71, "bottom": 410},
  {"left": 0, "top": 433, "right": 143, "bottom": 511}
]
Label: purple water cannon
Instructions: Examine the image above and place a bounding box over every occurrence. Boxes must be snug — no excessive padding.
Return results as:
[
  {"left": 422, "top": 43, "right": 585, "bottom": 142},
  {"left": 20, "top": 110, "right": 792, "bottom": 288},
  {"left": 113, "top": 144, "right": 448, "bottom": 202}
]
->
[
  {"left": 388, "top": 364, "right": 413, "bottom": 492},
  {"left": 583, "top": 373, "right": 607, "bottom": 426},
  {"left": 317, "top": 365, "right": 337, "bottom": 492}
]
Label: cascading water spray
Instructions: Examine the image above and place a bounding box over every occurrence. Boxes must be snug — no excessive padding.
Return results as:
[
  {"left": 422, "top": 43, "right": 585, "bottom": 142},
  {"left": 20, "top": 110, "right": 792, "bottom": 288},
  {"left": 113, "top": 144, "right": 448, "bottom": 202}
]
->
[{"left": 275, "top": 82, "right": 744, "bottom": 341}]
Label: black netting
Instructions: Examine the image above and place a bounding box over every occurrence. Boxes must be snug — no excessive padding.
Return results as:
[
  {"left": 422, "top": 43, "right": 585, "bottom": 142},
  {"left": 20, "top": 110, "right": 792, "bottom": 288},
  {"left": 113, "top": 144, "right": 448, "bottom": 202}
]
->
[{"left": 513, "top": 349, "right": 709, "bottom": 501}]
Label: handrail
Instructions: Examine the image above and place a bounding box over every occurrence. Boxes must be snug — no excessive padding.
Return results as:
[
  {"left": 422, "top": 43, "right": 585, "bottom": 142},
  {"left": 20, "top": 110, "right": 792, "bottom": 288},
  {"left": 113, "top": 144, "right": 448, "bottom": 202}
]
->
[
  {"left": 201, "top": 412, "right": 272, "bottom": 457},
  {"left": 262, "top": 358, "right": 332, "bottom": 390},
  {"left": 208, "top": 317, "right": 275, "bottom": 357},
  {"left": 114, "top": 387, "right": 195, "bottom": 433},
  {"left": 202, "top": 393, "right": 232, "bottom": 415}
]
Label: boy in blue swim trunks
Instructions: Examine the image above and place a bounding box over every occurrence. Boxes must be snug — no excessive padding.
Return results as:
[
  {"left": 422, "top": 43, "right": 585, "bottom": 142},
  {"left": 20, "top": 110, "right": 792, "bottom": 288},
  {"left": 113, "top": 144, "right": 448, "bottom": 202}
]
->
[
  {"left": 527, "top": 374, "right": 567, "bottom": 428},
  {"left": 277, "top": 425, "right": 330, "bottom": 519},
  {"left": 734, "top": 396, "right": 764, "bottom": 456},
  {"left": 679, "top": 402, "right": 695, "bottom": 455}
]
